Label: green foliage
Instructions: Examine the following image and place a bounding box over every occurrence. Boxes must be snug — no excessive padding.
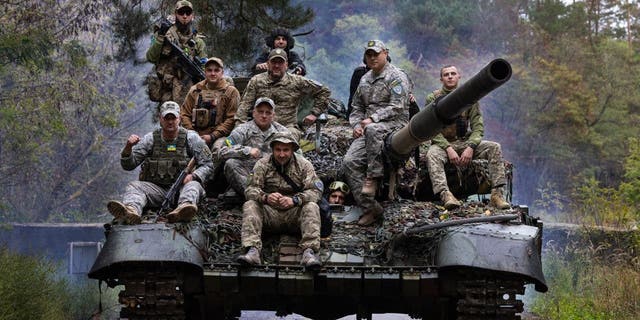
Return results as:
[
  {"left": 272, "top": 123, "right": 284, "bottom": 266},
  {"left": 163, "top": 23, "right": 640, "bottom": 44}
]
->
[
  {"left": 620, "top": 137, "right": 640, "bottom": 207},
  {"left": 570, "top": 177, "right": 635, "bottom": 227}
]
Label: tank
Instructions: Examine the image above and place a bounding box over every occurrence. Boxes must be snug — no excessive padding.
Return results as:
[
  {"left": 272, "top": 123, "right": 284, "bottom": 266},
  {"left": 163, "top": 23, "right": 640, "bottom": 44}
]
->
[{"left": 89, "top": 59, "right": 546, "bottom": 319}]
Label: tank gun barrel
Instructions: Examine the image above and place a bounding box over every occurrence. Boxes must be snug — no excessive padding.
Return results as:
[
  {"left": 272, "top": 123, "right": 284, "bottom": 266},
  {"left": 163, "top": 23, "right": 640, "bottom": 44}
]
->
[{"left": 386, "top": 59, "right": 512, "bottom": 159}]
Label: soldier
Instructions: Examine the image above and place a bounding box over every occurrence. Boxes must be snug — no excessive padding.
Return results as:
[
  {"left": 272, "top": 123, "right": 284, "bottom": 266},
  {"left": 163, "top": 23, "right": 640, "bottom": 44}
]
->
[
  {"left": 425, "top": 65, "right": 510, "bottom": 210},
  {"left": 253, "top": 28, "right": 306, "bottom": 76},
  {"left": 146, "top": 0, "right": 206, "bottom": 106},
  {"left": 236, "top": 48, "right": 331, "bottom": 141},
  {"left": 218, "top": 97, "right": 289, "bottom": 196},
  {"left": 180, "top": 57, "right": 239, "bottom": 152},
  {"left": 236, "top": 132, "right": 323, "bottom": 268},
  {"left": 107, "top": 101, "right": 214, "bottom": 224},
  {"left": 342, "top": 40, "right": 410, "bottom": 226},
  {"left": 327, "top": 181, "right": 350, "bottom": 205}
]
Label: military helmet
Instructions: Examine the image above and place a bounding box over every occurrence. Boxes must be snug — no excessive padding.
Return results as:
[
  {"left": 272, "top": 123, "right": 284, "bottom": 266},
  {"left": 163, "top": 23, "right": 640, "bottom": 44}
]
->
[{"left": 269, "top": 132, "right": 299, "bottom": 151}]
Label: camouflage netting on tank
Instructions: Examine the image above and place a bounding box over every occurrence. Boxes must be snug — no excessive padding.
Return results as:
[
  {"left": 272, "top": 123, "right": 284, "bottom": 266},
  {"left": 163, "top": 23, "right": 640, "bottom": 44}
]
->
[{"left": 193, "top": 198, "right": 517, "bottom": 266}]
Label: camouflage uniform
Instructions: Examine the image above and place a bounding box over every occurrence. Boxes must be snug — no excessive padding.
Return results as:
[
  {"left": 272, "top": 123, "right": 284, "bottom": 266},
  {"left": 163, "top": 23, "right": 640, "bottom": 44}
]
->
[
  {"left": 424, "top": 87, "right": 506, "bottom": 195},
  {"left": 120, "top": 127, "right": 214, "bottom": 216},
  {"left": 343, "top": 62, "right": 410, "bottom": 211},
  {"left": 146, "top": 24, "right": 206, "bottom": 106},
  {"left": 218, "top": 120, "right": 289, "bottom": 195},
  {"left": 181, "top": 78, "right": 239, "bottom": 152},
  {"left": 242, "top": 154, "right": 323, "bottom": 252},
  {"left": 235, "top": 72, "right": 331, "bottom": 140}
]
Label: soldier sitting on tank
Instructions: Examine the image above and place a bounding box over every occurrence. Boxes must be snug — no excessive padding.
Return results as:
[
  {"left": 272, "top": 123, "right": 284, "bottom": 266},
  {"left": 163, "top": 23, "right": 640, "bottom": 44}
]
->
[
  {"left": 236, "top": 132, "right": 323, "bottom": 268},
  {"left": 342, "top": 40, "right": 411, "bottom": 226},
  {"left": 425, "top": 65, "right": 510, "bottom": 210},
  {"left": 218, "top": 97, "right": 289, "bottom": 197},
  {"left": 253, "top": 28, "right": 306, "bottom": 76},
  {"left": 107, "top": 101, "right": 214, "bottom": 224},
  {"left": 146, "top": 0, "right": 206, "bottom": 106},
  {"left": 180, "top": 57, "right": 239, "bottom": 154},
  {"left": 236, "top": 48, "right": 331, "bottom": 141}
]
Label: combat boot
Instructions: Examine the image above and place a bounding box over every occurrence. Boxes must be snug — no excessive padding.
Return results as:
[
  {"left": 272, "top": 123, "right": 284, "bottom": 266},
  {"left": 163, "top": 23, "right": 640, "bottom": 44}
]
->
[
  {"left": 358, "top": 202, "right": 383, "bottom": 226},
  {"left": 107, "top": 200, "right": 141, "bottom": 225},
  {"left": 237, "top": 247, "right": 261, "bottom": 266},
  {"left": 361, "top": 178, "right": 378, "bottom": 196},
  {"left": 166, "top": 202, "right": 197, "bottom": 223},
  {"left": 490, "top": 188, "right": 511, "bottom": 210},
  {"left": 300, "top": 248, "right": 322, "bottom": 269},
  {"left": 440, "top": 191, "right": 462, "bottom": 210}
]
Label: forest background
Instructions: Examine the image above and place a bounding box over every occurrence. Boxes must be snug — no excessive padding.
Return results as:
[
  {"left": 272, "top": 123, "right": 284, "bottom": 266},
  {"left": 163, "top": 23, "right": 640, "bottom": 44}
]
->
[
  {"left": 2, "top": 0, "right": 640, "bottom": 227},
  {"left": 1, "top": 0, "right": 640, "bottom": 319}
]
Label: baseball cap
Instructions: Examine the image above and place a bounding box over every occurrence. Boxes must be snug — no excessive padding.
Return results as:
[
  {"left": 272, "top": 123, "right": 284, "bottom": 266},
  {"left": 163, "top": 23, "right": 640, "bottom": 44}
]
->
[
  {"left": 204, "top": 57, "right": 224, "bottom": 68},
  {"left": 365, "top": 40, "right": 387, "bottom": 53},
  {"left": 175, "top": 0, "right": 193, "bottom": 11},
  {"left": 269, "top": 131, "right": 299, "bottom": 151},
  {"left": 268, "top": 48, "right": 288, "bottom": 62},
  {"left": 160, "top": 101, "right": 180, "bottom": 118},
  {"left": 254, "top": 97, "right": 275, "bottom": 109}
]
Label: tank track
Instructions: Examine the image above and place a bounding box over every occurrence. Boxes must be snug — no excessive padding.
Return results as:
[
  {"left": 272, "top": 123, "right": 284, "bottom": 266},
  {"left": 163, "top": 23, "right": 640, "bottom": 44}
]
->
[
  {"left": 456, "top": 277, "right": 525, "bottom": 320},
  {"left": 117, "top": 265, "right": 186, "bottom": 320}
]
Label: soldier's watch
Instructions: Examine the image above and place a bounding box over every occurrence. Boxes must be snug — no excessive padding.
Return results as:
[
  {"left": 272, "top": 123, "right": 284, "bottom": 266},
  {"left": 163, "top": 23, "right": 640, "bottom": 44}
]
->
[
  {"left": 467, "top": 143, "right": 478, "bottom": 150},
  {"left": 292, "top": 195, "right": 301, "bottom": 206}
]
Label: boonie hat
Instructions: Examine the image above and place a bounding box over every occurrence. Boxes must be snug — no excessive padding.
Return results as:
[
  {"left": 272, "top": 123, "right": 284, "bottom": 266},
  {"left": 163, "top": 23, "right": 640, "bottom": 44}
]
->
[
  {"left": 160, "top": 101, "right": 180, "bottom": 118},
  {"left": 365, "top": 40, "right": 387, "bottom": 53},
  {"left": 268, "top": 48, "right": 288, "bottom": 62},
  {"left": 269, "top": 131, "right": 299, "bottom": 151},
  {"left": 254, "top": 97, "right": 275, "bottom": 109},
  {"left": 204, "top": 57, "right": 224, "bottom": 68},
  {"left": 175, "top": 0, "right": 193, "bottom": 11}
]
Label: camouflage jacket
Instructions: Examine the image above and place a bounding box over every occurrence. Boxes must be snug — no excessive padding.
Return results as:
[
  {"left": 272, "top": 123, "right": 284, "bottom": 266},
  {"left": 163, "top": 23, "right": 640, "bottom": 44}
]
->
[
  {"left": 245, "top": 154, "right": 322, "bottom": 207},
  {"left": 121, "top": 128, "right": 214, "bottom": 183},
  {"left": 425, "top": 86, "right": 483, "bottom": 150},
  {"left": 350, "top": 63, "right": 410, "bottom": 129},
  {"left": 235, "top": 73, "right": 331, "bottom": 127},
  {"left": 181, "top": 78, "right": 239, "bottom": 139},
  {"left": 218, "top": 121, "right": 289, "bottom": 161},
  {"left": 146, "top": 24, "right": 206, "bottom": 79}
]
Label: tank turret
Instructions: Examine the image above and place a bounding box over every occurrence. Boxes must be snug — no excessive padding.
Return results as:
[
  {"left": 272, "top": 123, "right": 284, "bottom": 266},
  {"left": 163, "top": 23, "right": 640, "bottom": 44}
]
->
[{"left": 386, "top": 58, "right": 512, "bottom": 162}]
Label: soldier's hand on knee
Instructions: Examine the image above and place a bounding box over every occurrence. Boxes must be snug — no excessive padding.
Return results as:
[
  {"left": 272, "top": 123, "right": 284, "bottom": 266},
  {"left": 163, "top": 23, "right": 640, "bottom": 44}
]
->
[
  {"left": 278, "top": 196, "right": 294, "bottom": 209},
  {"left": 353, "top": 127, "right": 363, "bottom": 138},
  {"left": 459, "top": 147, "right": 474, "bottom": 167},
  {"left": 250, "top": 148, "right": 261, "bottom": 158},
  {"left": 360, "top": 118, "right": 373, "bottom": 128},
  {"left": 201, "top": 134, "right": 212, "bottom": 145},
  {"left": 446, "top": 147, "right": 460, "bottom": 166}
]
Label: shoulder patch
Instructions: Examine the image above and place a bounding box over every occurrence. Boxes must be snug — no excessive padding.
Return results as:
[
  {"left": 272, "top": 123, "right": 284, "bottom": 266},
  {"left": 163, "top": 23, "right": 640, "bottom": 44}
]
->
[
  {"left": 392, "top": 82, "right": 403, "bottom": 95},
  {"left": 314, "top": 180, "right": 324, "bottom": 192}
]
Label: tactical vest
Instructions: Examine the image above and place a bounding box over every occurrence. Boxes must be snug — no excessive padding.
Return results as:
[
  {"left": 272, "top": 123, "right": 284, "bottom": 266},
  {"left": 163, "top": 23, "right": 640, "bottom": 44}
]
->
[
  {"left": 139, "top": 128, "right": 189, "bottom": 187},
  {"left": 432, "top": 89, "right": 470, "bottom": 141},
  {"left": 192, "top": 84, "right": 235, "bottom": 130},
  {"left": 156, "top": 26, "right": 200, "bottom": 79}
]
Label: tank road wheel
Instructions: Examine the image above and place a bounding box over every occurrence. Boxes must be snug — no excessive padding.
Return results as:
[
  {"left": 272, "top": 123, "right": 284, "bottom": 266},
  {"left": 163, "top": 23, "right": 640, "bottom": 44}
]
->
[
  {"left": 117, "top": 265, "right": 187, "bottom": 319},
  {"left": 455, "top": 277, "right": 525, "bottom": 320}
]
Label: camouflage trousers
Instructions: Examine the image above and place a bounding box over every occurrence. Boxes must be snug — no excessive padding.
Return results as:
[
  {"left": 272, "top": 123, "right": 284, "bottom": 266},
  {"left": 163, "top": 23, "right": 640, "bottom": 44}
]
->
[
  {"left": 122, "top": 180, "right": 205, "bottom": 216},
  {"left": 241, "top": 200, "right": 320, "bottom": 252},
  {"left": 156, "top": 74, "right": 193, "bottom": 106},
  {"left": 426, "top": 140, "right": 506, "bottom": 195},
  {"left": 342, "top": 123, "right": 393, "bottom": 212},
  {"left": 223, "top": 158, "right": 257, "bottom": 195}
]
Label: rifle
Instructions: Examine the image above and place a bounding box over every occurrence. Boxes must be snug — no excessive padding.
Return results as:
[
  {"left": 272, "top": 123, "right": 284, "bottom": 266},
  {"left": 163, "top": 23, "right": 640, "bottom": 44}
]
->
[
  {"left": 409, "top": 100, "right": 421, "bottom": 170},
  {"left": 159, "top": 18, "right": 205, "bottom": 83},
  {"left": 155, "top": 157, "right": 197, "bottom": 222}
]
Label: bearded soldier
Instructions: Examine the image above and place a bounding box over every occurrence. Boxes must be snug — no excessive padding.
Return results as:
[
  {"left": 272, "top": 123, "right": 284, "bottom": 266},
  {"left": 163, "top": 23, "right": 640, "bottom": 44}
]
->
[
  {"left": 425, "top": 65, "right": 510, "bottom": 210},
  {"left": 181, "top": 57, "right": 238, "bottom": 153},
  {"left": 146, "top": 0, "right": 206, "bottom": 106},
  {"left": 236, "top": 132, "right": 323, "bottom": 268},
  {"left": 107, "top": 101, "right": 213, "bottom": 224}
]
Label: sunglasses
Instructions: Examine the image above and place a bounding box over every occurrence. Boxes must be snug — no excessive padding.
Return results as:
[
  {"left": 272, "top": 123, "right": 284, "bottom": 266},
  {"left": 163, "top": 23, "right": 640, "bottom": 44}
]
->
[
  {"left": 329, "top": 181, "right": 350, "bottom": 194},
  {"left": 176, "top": 9, "right": 193, "bottom": 16}
]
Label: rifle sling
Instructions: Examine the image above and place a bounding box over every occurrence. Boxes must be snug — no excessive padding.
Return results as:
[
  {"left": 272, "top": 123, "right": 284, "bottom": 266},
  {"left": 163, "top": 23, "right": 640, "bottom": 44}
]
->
[{"left": 276, "top": 168, "right": 303, "bottom": 193}]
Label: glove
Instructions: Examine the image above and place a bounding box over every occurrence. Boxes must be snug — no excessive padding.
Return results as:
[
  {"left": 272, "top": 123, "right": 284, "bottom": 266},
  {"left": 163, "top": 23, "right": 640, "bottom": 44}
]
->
[{"left": 158, "top": 20, "right": 172, "bottom": 36}]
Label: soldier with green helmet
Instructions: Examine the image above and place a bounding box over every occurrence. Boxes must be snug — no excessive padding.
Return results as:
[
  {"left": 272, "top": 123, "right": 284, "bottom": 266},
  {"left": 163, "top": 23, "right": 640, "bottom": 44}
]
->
[
  {"left": 146, "top": 0, "right": 206, "bottom": 106},
  {"left": 236, "top": 131, "right": 323, "bottom": 268},
  {"left": 425, "top": 65, "right": 510, "bottom": 210},
  {"left": 107, "top": 101, "right": 214, "bottom": 224},
  {"left": 236, "top": 48, "right": 331, "bottom": 141}
]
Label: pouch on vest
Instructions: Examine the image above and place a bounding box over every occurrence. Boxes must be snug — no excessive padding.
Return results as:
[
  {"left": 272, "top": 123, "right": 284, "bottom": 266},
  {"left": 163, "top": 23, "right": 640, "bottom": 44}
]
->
[
  {"left": 194, "top": 108, "right": 210, "bottom": 129},
  {"left": 147, "top": 74, "right": 163, "bottom": 102}
]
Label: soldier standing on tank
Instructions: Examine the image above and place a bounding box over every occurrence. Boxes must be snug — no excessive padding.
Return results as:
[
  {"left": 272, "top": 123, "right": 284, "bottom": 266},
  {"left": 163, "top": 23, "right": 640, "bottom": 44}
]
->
[
  {"left": 236, "top": 132, "right": 323, "bottom": 268},
  {"left": 253, "top": 28, "right": 306, "bottom": 76},
  {"left": 107, "top": 101, "right": 214, "bottom": 224},
  {"left": 342, "top": 40, "right": 410, "bottom": 226},
  {"left": 146, "top": 0, "right": 206, "bottom": 106},
  {"left": 180, "top": 57, "right": 239, "bottom": 154},
  {"left": 235, "top": 48, "right": 331, "bottom": 141},
  {"left": 218, "top": 97, "right": 289, "bottom": 197},
  {"left": 425, "top": 65, "right": 510, "bottom": 210}
]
